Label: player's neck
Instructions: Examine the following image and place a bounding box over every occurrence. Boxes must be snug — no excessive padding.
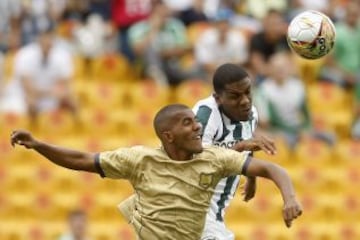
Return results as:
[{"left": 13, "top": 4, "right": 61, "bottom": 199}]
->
[{"left": 162, "top": 145, "right": 193, "bottom": 161}]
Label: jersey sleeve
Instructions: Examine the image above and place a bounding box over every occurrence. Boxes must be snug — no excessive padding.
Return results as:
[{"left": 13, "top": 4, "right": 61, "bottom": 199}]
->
[
  {"left": 193, "top": 104, "right": 219, "bottom": 146},
  {"left": 95, "top": 147, "right": 140, "bottom": 180},
  {"left": 215, "top": 148, "right": 250, "bottom": 177}
]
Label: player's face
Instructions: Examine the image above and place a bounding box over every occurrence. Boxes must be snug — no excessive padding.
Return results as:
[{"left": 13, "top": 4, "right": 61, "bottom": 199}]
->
[
  {"left": 171, "top": 109, "right": 203, "bottom": 154},
  {"left": 264, "top": 12, "right": 286, "bottom": 40},
  {"left": 69, "top": 215, "right": 86, "bottom": 237},
  {"left": 215, "top": 77, "right": 252, "bottom": 121},
  {"left": 38, "top": 32, "right": 54, "bottom": 53}
]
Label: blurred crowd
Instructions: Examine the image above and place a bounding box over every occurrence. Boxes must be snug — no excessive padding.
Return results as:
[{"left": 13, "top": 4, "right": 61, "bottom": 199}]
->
[{"left": 0, "top": 0, "right": 359, "bottom": 149}]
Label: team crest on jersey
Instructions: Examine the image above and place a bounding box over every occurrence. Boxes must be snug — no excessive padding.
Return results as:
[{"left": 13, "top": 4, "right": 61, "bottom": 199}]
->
[{"left": 199, "top": 173, "right": 214, "bottom": 189}]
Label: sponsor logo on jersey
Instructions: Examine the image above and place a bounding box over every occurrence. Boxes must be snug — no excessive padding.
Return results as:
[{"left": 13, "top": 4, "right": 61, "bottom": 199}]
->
[{"left": 213, "top": 140, "right": 241, "bottom": 149}]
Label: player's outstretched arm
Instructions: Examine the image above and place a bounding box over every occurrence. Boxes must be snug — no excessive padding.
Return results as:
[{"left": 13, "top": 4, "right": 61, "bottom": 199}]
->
[
  {"left": 11, "top": 130, "right": 97, "bottom": 173},
  {"left": 232, "top": 135, "right": 276, "bottom": 202},
  {"left": 243, "top": 157, "right": 302, "bottom": 228}
]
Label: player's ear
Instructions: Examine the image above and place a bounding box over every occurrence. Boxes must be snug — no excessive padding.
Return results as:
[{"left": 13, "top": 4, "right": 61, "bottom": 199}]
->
[
  {"left": 213, "top": 92, "right": 221, "bottom": 105},
  {"left": 162, "top": 131, "right": 174, "bottom": 143}
]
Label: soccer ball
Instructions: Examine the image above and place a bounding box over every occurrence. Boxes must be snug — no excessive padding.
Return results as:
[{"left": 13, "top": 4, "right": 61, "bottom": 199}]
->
[{"left": 287, "top": 10, "right": 336, "bottom": 59}]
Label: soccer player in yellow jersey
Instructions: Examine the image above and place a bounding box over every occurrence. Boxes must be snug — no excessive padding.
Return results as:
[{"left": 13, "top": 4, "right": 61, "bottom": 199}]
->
[{"left": 11, "top": 104, "right": 302, "bottom": 240}]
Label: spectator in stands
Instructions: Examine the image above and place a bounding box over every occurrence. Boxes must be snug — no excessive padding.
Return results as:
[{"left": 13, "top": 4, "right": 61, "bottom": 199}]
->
[
  {"left": 0, "top": 0, "right": 22, "bottom": 52},
  {"left": 73, "top": 13, "right": 114, "bottom": 61},
  {"left": 164, "top": 0, "right": 208, "bottom": 26},
  {"left": 0, "top": 52, "right": 4, "bottom": 98},
  {"left": 256, "top": 52, "right": 334, "bottom": 149},
  {"left": 58, "top": 210, "right": 90, "bottom": 240},
  {"left": 61, "top": 0, "right": 90, "bottom": 22},
  {"left": 19, "top": 0, "right": 67, "bottom": 45},
  {"left": 318, "top": 1, "right": 360, "bottom": 138},
  {"left": 128, "top": 1, "right": 198, "bottom": 86},
  {"left": 195, "top": 8, "right": 248, "bottom": 81},
  {"left": 249, "top": 9, "right": 289, "bottom": 85},
  {"left": 111, "top": 0, "right": 151, "bottom": 63},
  {"left": 0, "top": 26, "right": 78, "bottom": 125},
  {"left": 243, "top": 0, "right": 287, "bottom": 20},
  {"left": 88, "top": 0, "right": 111, "bottom": 21}
]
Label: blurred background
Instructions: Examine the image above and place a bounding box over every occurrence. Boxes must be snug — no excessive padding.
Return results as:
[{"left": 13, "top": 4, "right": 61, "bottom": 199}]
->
[{"left": 0, "top": 0, "right": 360, "bottom": 239}]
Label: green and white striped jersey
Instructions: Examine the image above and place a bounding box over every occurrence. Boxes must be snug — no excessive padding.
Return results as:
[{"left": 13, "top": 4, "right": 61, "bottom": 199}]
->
[{"left": 193, "top": 95, "right": 258, "bottom": 224}]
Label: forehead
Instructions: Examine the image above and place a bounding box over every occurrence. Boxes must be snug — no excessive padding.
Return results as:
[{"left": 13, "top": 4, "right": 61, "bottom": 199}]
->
[
  {"left": 171, "top": 109, "right": 195, "bottom": 122},
  {"left": 223, "top": 77, "right": 251, "bottom": 92}
]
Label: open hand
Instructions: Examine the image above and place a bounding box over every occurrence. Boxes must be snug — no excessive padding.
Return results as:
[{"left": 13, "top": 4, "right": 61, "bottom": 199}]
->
[
  {"left": 241, "top": 135, "right": 276, "bottom": 155},
  {"left": 10, "top": 130, "right": 38, "bottom": 149}
]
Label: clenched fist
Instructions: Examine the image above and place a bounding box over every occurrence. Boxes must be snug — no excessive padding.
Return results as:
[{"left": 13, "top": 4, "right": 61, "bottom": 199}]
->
[{"left": 10, "top": 130, "right": 38, "bottom": 149}]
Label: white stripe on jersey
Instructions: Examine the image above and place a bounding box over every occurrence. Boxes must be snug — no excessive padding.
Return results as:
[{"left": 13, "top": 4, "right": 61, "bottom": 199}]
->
[{"left": 193, "top": 95, "right": 258, "bottom": 226}]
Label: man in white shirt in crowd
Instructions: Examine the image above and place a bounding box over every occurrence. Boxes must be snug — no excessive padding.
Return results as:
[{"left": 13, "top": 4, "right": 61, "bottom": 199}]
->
[
  {"left": 0, "top": 25, "right": 78, "bottom": 125},
  {"left": 195, "top": 9, "right": 248, "bottom": 81}
]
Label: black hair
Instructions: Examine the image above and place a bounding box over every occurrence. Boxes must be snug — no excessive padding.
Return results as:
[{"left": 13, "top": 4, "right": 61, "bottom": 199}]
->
[
  {"left": 212, "top": 63, "right": 249, "bottom": 93},
  {"left": 153, "top": 104, "right": 189, "bottom": 138}
]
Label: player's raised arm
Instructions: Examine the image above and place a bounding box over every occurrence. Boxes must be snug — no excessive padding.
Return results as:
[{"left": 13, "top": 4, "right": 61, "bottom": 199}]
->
[
  {"left": 243, "top": 157, "right": 302, "bottom": 228},
  {"left": 11, "top": 130, "right": 97, "bottom": 173}
]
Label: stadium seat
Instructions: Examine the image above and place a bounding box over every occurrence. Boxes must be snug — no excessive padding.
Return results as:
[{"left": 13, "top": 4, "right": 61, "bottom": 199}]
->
[
  {"left": 339, "top": 193, "right": 360, "bottom": 221},
  {"left": 75, "top": 81, "right": 126, "bottom": 110},
  {"left": 307, "top": 82, "right": 347, "bottom": 111},
  {"left": 88, "top": 222, "right": 135, "bottom": 240},
  {"left": 92, "top": 53, "right": 134, "bottom": 82},
  {"left": 0, "top": 113, "right": 29, "bottom": 137},
  {"left": 307, "top": 82, "right": 352, "bottom": 137},
  {"left": 293, "top": 225, "right": 318, "bottom": 240},
  {"left": 298, "top": 194, "right": 339, "bottom": 223},
  {"left": 73, "top": 55, "right": 88, "bottom": 80},
  {"left": 5, "top": 165, "right": 55, "bottom": 194},
  {"left": 336, "top": 223, "right": 360, "bottom": 240},
  {"left": 0, "top": 221, "right": 65, "bottom": 240},
  {"left": 80, "top": 107, "right": 158, "bottom": 138},
  {"left": 3, "top": 51, "right": 15, "bottom": 80},
  {"left": 37, "top": 110, "right": 78, "bottom": 136},
  {"left": 79, "top": 108, "right": 123, "bottom": 136},
  {"left": 294, "top": 138, "right": 332, "bottom": 166},
  {"left": 0, "top": 222, "right": 27, "bottom": 240},
  {"left": 331, "top": 141, "right": 360, "bottom": 187},
  {"left": 175, "top": 80, "right": 212, "bottom": 107},
  {"left": 292, "top": 165, "right": 327, "bottom": 192},
  {"left": 227, "top": 189, "right": 283, "bottom": 225},
  {"left": 335, "top": 140, "right": 360, "bottom": 165},
  {"left": 293, "top": 54, "right": 324, "bottom": 85},
  {"left": 50, "top": 169, "right": 84, "bottom": 194},
  {"left": 254, "top": 136, "right": 291, "bottom": 166},
  {"left": 0, "top": 135, "right": 16, "bottom": 162},
  {"left": 127, "top": 80, "right": 171, "bottom": 110},
  {"left": 5, "top": 193, "right": 37, "bottom": 219}
]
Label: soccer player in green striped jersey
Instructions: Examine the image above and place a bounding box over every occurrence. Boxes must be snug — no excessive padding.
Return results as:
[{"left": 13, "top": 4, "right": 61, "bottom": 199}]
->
[{"left": 193, "top": 63, "right": 276, "bottom": 240}]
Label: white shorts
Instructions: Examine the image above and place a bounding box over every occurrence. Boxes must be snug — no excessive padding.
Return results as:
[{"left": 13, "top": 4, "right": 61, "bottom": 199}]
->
[{"left": 200, "top": 215, "right": 234, "bottom": 240}]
